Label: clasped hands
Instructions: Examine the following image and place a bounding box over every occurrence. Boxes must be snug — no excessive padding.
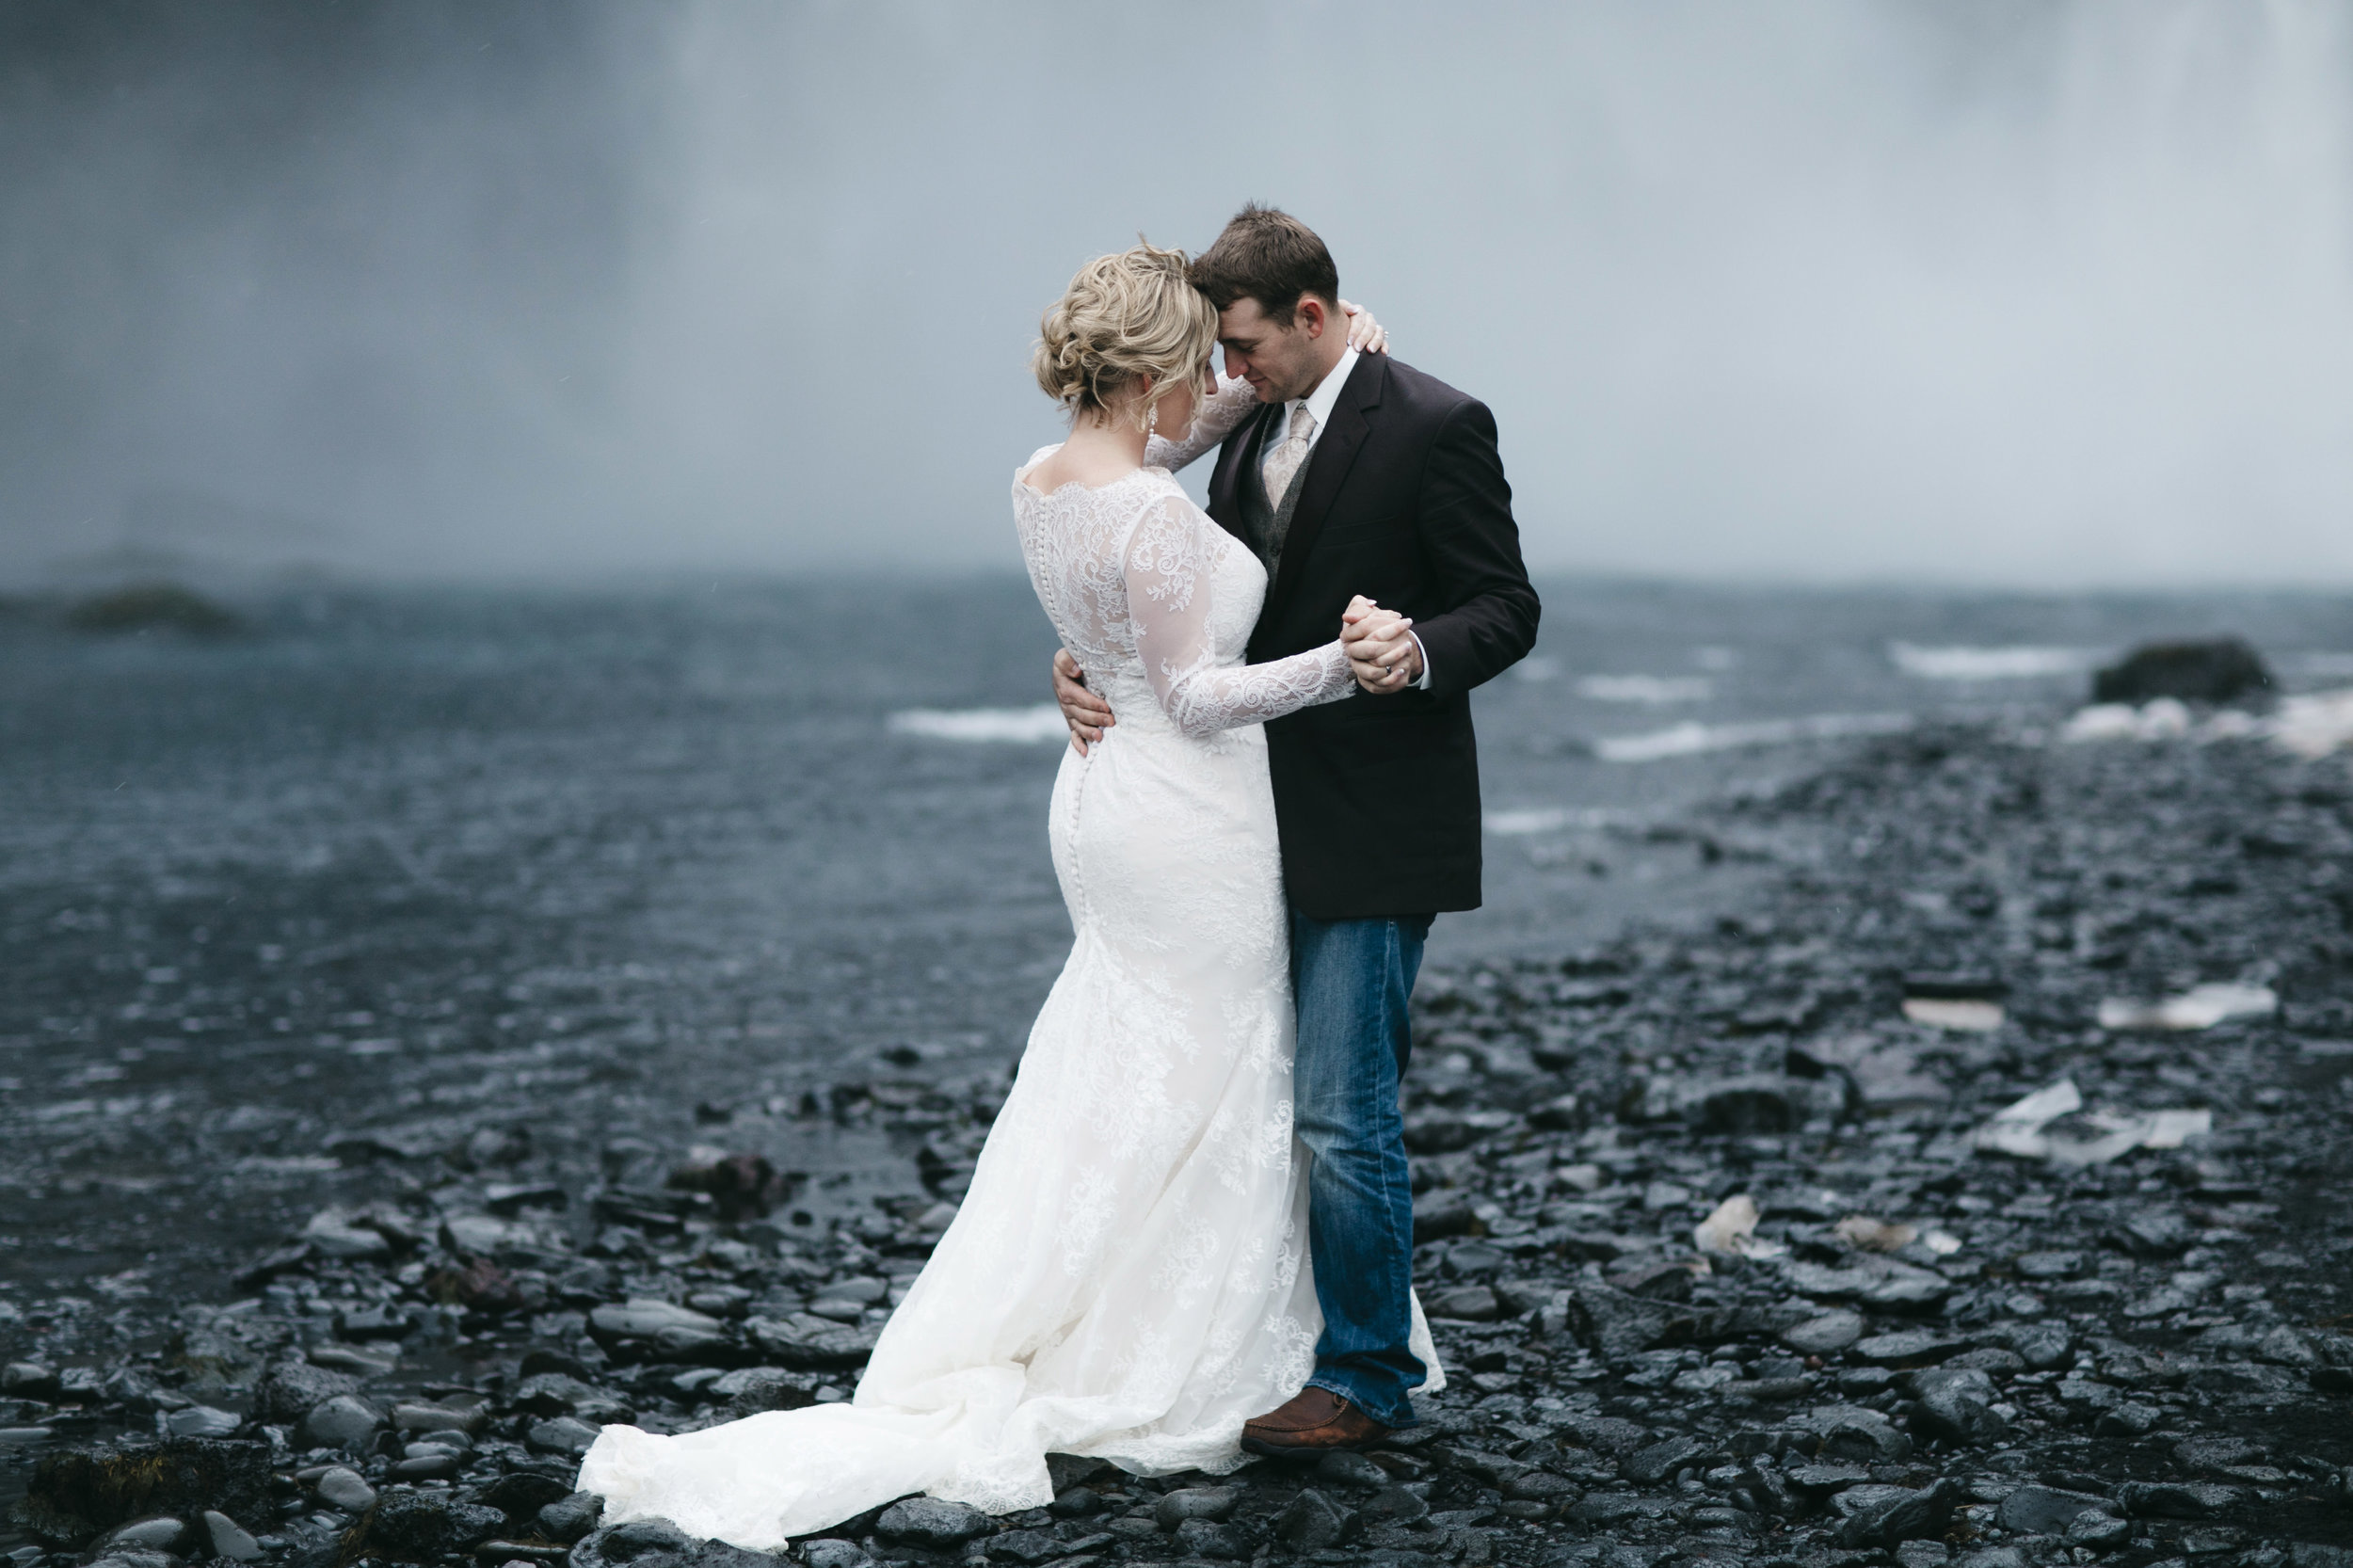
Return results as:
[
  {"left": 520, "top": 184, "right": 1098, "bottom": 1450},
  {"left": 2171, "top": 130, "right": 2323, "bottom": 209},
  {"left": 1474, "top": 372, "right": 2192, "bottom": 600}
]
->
[{"left": 1051, "top": 596, "right": 1420, "bottom": 756}]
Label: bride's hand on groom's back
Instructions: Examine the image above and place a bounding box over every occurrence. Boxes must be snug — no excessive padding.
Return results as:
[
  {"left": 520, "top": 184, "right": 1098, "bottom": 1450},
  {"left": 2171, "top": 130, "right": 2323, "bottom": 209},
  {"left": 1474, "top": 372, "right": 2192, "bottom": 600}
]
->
[{"left": 1053, "top": 648, "right": 1116, "bottom": 755}]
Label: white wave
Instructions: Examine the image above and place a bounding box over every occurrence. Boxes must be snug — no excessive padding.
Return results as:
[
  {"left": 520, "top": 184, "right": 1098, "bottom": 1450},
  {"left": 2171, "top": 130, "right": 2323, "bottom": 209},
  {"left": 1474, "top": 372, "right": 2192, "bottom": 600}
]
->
[
  {"left": 1889, "top": 643, "right": 2103, "bottom": 680},
  {"left": 889, "top": 704, "right": 1069, "bottom": 744},
  {"left": 2064, "top": 687, "right": 2353, "bottom": 759},
  {"left": 1597, "top": 712, "right": 1913, "bottom": 763},
  {"left": 1577, "top": 675, "right": 1713, "bottom": 705}
]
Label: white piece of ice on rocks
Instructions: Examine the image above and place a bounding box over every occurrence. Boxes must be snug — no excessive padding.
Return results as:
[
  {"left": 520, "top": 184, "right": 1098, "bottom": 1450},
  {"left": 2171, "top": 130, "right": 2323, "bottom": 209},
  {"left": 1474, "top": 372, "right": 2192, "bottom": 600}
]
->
[
  {"left": 2098, "top": 983, "right": 2277, "bottom": 1032},
  {"left": 1972, "top": 1079, "right": 2210, "bottom": 1165},
  {"left": 1692, "top": 1193, "right": 1785, "bottom": 1258}
]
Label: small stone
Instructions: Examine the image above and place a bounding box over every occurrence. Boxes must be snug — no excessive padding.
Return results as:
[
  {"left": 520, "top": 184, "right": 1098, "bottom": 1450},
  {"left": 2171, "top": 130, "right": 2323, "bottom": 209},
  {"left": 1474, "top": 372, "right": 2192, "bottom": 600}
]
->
[
  {"left": 1620, "top": 1434, "right": 1706, "bottom": 1485},
  {"left": 1154, "top": 1485, "right": 1240, "bottom": 1529},
  {"left": 96, "top": 1517, "right": 191, "bottom": 1554},
  {"left": 2117, "top": 1480, "right": 2240, "bottom": 1518},
  {"left": 1855, "top": 1331, "right": 1966, "bottom": 1365},
  {"left": 1780, "top": 1309, "right": 1865, "bottom": 1355},
  {"left": 1430, "top": 1285, "right": 1500, "bottom": 1320},
  {"left": 1, "top": 1363, "right": 59, "bottom": 1399},
  {"left": 1833, "top": 1480, "right": 1961, "bottom": 1547},
  {"left": 1172, "top": 1517, "right": 1247, "bottom": 1559},
  {"left": 536, "top": 1492, "right": 604, "bottom": 1544},
  {"left": 874, "top": 1496, "right": 991, "bottom": 1546},
  {"left": 526, "top": 1416, "right": 600, "bottom": 1456},
  {"left": 1911, "top": 1368, "right": 2009, "bottom": 1447},
  {"left": 350, "top": 1492, "right": 506, "bottom": 1560},
  {"left": 1995, "top": 1487, "right": 2104, "bottom": 1536},
  {"left": 250, "top": 1358, "right": 361, "bottom": 1423},
  {"left": 297, "top": 1394, "right": 386, "bottom": 1453},
  {"left": 1897, "top": 1542, "right": 1950, "bottom": 1568},
  {"left": 599, "top": 1519, "right": 691, "bottom": 1560},
  {"left": 1998, "top": 1320, "right": 2073, "bottom": 1370},
  {"left": 2094, "top": 1400, "right": 2161, "bottom": 1436},
  {"left": 313, "top": 1465, "right": 376, "bottom": 1512},
  {"left": 392, "top": 1400, "right": 484, "bottom": 1433},
  {"left": 2065, "top": 1512, "right": 2132, "bottom": 1548},
  {"left": 164, "top": 1405, "right": 241, "bottom": 1438},
  {"left": 202, "top": 1511, "right": 263, "bottom": 1561},
  {"left": 474, "top": 1472, "right": 574, "bottom": 1525},
  {"left": 798, "top": 1543, "right": 873, "bottom": 1568},
  {"left": 1274, "top": 1488, "right": 1354, "bottom": 1550},
  {"left": 1314, "top": 1449, "right": 1391, "bottom": 1489}
]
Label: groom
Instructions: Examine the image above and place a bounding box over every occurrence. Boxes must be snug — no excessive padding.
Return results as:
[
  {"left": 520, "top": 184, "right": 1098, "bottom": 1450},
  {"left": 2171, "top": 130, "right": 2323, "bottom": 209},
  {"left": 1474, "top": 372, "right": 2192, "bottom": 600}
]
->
[{"left": 1054, "top": 205, "right": 1539, "bottom": 1449}]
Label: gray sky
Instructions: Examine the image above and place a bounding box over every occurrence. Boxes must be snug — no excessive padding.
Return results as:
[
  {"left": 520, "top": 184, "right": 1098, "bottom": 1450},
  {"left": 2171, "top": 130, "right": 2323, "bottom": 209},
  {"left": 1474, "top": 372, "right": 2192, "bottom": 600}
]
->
[{"left": 6, "top": 1, "right": 2350, "bottom": 586}]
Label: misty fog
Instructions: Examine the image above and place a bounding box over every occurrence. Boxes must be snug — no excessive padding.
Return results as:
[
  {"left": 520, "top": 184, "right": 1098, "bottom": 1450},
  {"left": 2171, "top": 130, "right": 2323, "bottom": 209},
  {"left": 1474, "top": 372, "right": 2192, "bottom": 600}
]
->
[{"left": 5, "top": 1, "right": 2349, "bottom": 587}]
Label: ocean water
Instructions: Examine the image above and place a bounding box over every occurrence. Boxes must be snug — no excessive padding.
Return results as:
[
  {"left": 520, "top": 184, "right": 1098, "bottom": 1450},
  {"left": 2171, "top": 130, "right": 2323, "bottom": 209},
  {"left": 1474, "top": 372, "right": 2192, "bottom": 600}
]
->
[{"left": 1, "top": 576, "right": 2348, "bottom": 1311}]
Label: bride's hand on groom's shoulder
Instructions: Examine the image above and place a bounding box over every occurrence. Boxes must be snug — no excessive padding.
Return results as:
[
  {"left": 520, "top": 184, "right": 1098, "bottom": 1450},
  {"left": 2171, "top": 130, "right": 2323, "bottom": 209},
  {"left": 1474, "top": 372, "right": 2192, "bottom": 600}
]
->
[
  {"left": 1053, "top": 648, "right": 1115, "bottom": 754},
  {"left": 1339, "top": 301, "right": 1388, "bottom": 356}
]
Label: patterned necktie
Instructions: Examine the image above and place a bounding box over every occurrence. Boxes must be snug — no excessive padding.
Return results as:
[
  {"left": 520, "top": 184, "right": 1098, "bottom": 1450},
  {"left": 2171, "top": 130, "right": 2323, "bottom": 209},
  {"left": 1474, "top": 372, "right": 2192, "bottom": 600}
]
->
[{"left": 1260, "top": 403, "right": 1317, "bottom": 504}]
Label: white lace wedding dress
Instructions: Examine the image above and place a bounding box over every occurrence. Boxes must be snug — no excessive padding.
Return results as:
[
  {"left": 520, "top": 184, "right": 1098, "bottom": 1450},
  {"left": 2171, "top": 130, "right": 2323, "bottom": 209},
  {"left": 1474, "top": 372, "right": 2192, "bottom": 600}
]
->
[{"left": 577, "top": 389, "right": 1441, "bottom": 1549}]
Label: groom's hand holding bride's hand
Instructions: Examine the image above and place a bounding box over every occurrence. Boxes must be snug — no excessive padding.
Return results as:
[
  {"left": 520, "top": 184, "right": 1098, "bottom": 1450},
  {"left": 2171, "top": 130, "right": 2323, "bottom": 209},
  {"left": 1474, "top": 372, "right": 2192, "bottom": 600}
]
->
[
  {"left": 1053, "top": 648, "right": 1115, "bottom": 755},
  {"left": 1343, "top": 595, "right": 1421, "bottom": 694}
]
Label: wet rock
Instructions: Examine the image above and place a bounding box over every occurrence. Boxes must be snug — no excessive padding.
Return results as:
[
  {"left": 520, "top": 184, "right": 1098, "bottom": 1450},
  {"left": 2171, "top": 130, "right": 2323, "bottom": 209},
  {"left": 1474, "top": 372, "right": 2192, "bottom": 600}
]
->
[
  {"left": 1561, "top": 1281, "right": 1681, "bottom": 1358},
  {"left": 798, "top": 1543, "right": 873, "bottom": 1568},
  {"left": 250, "top": 1357, "right": 360, "bottom": 1423},
  {"left": 588, "top": 1300, "right": 727, "bottom": 1361},
  {"left": 1172, "top": 1518, "right": 1247, "bottom": 1559},
  {"left": 874, "top": 1497, "right": 991, "bottom": 1546},
  {"left": 161, "top": 1406, "right": 240, "bottom": 1439},
  {"left": 1314, "top": 1450, "right": 1392, "bottom": 1490},
  {"left": 743, "top": 1316, "right": 882, "bottom": 1371},
  {"left": 1996, "top": 1487, "right": 2106, "bottom": 1536},
  {"left": 1994, "top": 1320, "right": 2073, "bottom": 1370},
  {"left": 2116, "top": 1480, "right": 2240, "bottom": 1518},
  {"left": 1620, "top": 1434, "right": 1707, "bottom": 1485},
  {"left": 2066, "top": 1511, "right": 2132, "bottom": 1548},
  {"left": 346, "top": 1492, "right": 506, "bottom": 1562},
  {"left": 982, "top": 1528, "right": 1061, "bottom": 1564},
  {"left": 201, "top": 1510, "right": 262, "bottom": 1562},
  {"left": 592, "top": 1518, "right": 691, "bottom": 1561},
  {"left": 91, "top": 1516, "right": 193, "bottom": 1555},
  {"left": 21, "top": 1438, "right": 270, "bottom": 1546},
  {"left": 1808, "top": 1406, "right": 1914, "bottom": 1464},
  {"left": 475, "top": 1472, "right": 576, "bottom": 1524},
  {"left": 1910, "top": 1368, "right": 2009, "bottom": 1446},
  {"left": 712, "top": 1366, "right": 822, "bottom": 1416},
  {"left": 1780, "top": 1309, "right": 1865, "bottom": 1355},
  {"left": 1833, "top": 1480, "right": 1961, "bottom": 1547},
  {"left": 1606, "top": 1257, "right": 1705, "bottom": 1302},
  {"left": 526, "top": 1416, "right": 601, "bottom": 1456},
  {"left": 1274, "top": 1489, "right": 1356, "bottom": 1550},
  {"left": 1856, "top": 1330, "right": 1965, "bottom": 1365},
  {"left": 296, "top": 1394, "right": 385, "bottom": 1453},
  {"left": 1155, "top": 1486, "right": 1240, "bottom": 1528},
  {"left": 536, "top": 1492, "right": 605, "bottom": 1544},
  {"left": 2, "top": 1362, "right": 59, "bottom": 1399},
  {"left": 2092, "top": 638, "right": 2272, "bottom": 706},
  {"left": 1429, "top": 1285, "right": 1500, "bottom": 1320},
  {"left": 666, "top": 1148, "right": 790, "bottom": 1222},
  {"left": 312, "top": 1465, "right": 375, "bottom": 1512}
]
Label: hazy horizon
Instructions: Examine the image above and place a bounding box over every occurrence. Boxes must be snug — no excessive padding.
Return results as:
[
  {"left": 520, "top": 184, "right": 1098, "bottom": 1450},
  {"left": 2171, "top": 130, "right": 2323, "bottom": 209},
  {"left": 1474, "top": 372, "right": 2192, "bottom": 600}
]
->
[{"left": 7, "top": 2, "right": 2351, "bottom": 589}]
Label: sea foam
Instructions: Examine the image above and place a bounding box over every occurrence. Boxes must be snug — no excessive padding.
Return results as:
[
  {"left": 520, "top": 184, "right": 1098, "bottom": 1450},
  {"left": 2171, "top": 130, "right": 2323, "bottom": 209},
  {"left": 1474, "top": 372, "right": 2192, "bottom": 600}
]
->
[
  {"left": 889, "top": 705, "right": 1068, "bottom": 744},
  {"left": 1889, "top": 643, "right": 2102, "bottom": 680},
  {"left": 1598, "top": 712, "right": 1913, "bottom": 763}
]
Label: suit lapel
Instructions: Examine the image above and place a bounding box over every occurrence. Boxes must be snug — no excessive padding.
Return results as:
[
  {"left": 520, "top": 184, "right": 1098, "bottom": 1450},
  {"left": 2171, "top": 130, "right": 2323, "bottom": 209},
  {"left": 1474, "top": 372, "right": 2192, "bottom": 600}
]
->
[{"left": 1266, "top": 352, "right": 1385, "bottom": 620}]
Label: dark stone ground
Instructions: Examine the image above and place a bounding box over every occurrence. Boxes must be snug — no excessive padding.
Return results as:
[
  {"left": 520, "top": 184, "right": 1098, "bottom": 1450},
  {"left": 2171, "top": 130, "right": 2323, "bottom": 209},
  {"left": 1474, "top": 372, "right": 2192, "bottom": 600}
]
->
[{"left": 4, "top": 719, "right": 2349, "bottom": 1568}]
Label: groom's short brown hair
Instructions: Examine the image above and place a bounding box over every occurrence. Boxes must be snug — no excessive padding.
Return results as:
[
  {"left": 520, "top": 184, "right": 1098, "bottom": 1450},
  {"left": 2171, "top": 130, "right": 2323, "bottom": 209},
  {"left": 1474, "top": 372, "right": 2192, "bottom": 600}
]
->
[{"left": 1191, "top": 203, "right": 1339, "bottom": 325}]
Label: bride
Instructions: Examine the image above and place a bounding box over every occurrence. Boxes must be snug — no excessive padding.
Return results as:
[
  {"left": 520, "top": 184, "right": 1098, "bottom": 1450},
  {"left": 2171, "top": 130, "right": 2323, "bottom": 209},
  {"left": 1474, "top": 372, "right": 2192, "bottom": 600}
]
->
[{"left": 577, "top": 243, "right": 1439, "bottom": 1549}]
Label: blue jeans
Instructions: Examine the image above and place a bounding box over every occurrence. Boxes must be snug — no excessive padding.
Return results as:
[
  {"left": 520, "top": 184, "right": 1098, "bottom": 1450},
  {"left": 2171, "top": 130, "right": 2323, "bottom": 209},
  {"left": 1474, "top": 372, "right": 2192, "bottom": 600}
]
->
[{"left": 1289, "top": 906, "right": 1433, "bottom": 1428}]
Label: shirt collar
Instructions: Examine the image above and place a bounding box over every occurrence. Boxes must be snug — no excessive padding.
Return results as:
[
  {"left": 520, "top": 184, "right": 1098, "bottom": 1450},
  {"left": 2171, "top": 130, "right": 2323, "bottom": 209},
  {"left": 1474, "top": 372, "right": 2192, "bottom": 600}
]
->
[{"left": 1289, "top": 343, "right": 1358, "bottom": 437}]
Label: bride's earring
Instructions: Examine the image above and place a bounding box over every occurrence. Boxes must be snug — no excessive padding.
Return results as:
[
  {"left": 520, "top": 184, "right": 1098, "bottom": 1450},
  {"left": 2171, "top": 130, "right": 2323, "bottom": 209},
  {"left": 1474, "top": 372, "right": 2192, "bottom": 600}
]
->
[{"left": 1144, "top": 402, "right": 1158, "bottom": 438}]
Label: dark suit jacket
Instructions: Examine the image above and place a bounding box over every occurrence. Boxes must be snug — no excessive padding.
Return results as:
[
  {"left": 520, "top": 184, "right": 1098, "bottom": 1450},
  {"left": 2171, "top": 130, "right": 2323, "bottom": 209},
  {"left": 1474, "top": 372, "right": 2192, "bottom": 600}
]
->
[{"left": 1207, "top": 353, "right": 1540, "bottom": 919}]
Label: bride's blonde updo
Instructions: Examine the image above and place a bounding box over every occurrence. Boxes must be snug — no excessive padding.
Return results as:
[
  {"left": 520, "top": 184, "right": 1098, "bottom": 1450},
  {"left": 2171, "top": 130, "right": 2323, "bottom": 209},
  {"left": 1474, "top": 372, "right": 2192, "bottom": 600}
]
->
[{"left": 1032, "top": 240, "right": 1219, "bottom": 429}]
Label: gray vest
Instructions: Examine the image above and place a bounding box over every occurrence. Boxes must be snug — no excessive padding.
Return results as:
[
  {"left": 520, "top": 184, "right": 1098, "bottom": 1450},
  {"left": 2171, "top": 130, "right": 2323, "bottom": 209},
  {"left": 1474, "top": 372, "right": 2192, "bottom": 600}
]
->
[{"left": 1241, "top": 408, "right": 1312, "bottom": 581}]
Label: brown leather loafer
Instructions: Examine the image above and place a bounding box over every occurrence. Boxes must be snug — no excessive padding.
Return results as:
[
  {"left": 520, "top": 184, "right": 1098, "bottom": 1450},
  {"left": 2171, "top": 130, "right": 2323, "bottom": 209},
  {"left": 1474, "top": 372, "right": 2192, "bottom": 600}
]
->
[{"left": 1240, "top": 1385, "right": 1392, "bottom": 1455}]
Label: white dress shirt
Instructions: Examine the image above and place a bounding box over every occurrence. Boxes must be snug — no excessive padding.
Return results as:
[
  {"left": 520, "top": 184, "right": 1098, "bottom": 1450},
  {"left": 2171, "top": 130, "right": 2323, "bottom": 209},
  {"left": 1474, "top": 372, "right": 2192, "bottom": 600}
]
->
[{"left": 1276, "top": 343, "right": 1432, "bottom": 691}]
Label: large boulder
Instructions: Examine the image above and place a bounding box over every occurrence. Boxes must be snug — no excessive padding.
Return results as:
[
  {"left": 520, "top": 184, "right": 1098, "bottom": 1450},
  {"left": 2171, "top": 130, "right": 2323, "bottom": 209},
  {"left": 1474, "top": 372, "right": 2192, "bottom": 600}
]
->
[
  {"left": 2092, "top": 638, "right": 2271, "bottom": 706},
  {"left": 20, "top": 1439, "right": 273, "bottom": 1548}
]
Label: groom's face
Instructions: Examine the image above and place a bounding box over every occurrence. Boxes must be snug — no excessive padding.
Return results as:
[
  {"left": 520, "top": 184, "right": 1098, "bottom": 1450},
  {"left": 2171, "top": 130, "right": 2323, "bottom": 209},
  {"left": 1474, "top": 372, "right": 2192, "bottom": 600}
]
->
[{"left": 1217, "top": 296, "right": 1330, "bottom": 404}]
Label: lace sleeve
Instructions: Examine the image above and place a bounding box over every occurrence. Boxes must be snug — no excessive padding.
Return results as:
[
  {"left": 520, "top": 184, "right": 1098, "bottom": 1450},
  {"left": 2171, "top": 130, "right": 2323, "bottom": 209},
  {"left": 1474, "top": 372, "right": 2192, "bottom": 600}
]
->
[
  {"left": 1124, "top": 493, "right": 1355, "bottom": 739},
  {"left": 1145, "top": 376, "right": 1259, "bottom": 474}
]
